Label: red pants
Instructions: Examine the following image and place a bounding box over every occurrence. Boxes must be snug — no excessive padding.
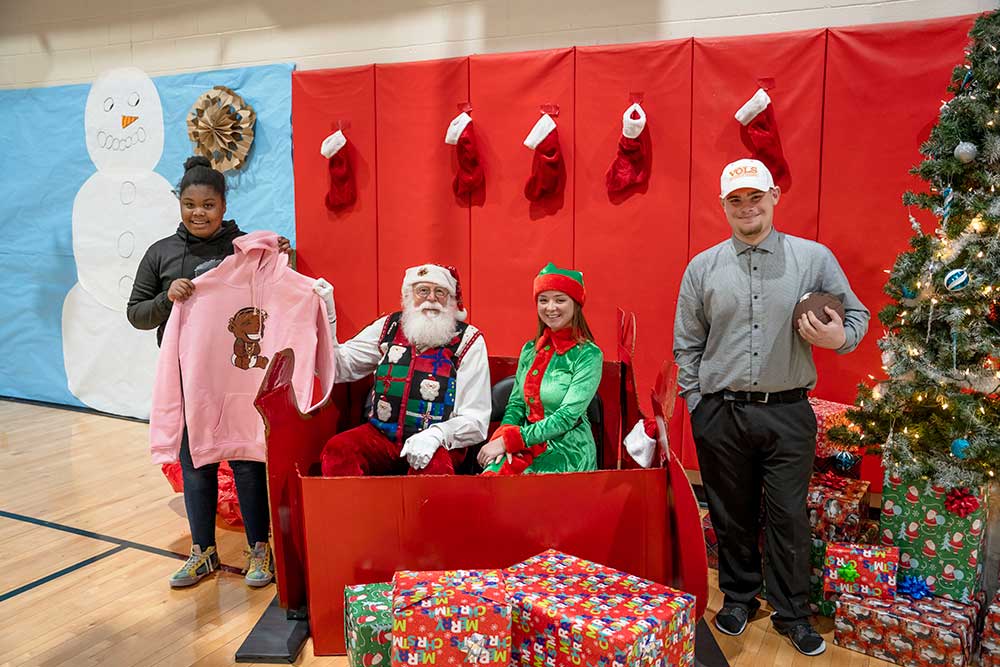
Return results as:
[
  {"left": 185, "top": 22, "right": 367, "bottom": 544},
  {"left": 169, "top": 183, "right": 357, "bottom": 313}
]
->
[{"left": 321, "top": 423, "right": 465, "bottom": 476}]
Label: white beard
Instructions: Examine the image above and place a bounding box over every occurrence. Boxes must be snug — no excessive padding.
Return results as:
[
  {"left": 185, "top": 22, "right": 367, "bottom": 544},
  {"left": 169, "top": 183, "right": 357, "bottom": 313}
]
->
[{"left": 400, "top": 299, "right": 458, "bottom": 350}]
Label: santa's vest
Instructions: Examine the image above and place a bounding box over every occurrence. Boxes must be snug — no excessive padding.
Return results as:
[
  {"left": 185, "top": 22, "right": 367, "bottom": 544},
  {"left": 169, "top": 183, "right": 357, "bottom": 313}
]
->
[{"left": 367, "top": 312, "right": 480, "bottom": 444}]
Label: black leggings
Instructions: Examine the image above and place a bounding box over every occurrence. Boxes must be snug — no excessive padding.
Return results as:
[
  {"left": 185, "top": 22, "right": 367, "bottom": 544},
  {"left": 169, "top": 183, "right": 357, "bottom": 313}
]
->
[{"left": 179, "top": 429, "right": 270, "bottom": 548}]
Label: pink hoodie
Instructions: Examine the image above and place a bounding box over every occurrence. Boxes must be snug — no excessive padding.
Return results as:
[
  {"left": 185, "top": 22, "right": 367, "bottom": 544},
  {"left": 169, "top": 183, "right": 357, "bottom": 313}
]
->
[{"left": 150, "top": 230, "right": 335, "bottom": 467}]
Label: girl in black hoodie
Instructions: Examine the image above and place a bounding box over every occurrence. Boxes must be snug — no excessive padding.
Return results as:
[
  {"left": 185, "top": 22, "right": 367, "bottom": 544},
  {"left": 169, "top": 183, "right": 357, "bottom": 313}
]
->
[{"left": 127, "top": 156, "right": 289, "bottom": 588}]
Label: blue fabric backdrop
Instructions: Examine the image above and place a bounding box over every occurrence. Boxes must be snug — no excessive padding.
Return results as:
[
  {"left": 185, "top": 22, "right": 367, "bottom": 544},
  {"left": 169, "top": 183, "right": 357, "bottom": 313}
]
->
[{"left": 0, "top": 63, "right": 294, "bottom": 408}]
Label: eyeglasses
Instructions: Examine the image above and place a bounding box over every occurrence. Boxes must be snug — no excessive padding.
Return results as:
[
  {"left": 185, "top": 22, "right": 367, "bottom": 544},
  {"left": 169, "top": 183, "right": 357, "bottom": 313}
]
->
[{"left": 414, "top": 285, "right": 451, "bottom": 300}]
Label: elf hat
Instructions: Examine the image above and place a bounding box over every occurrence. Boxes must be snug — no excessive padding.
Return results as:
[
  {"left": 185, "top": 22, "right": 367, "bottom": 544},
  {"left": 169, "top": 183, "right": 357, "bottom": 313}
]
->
[
  {"left": 720, "top": 158, "right": 774, "bottom": 198},
  {"left": 403, "top": 263, "right": 467, "bottom": 320},
  {"left": 533, "top": 262, "right": 585, "bottom": 305}
]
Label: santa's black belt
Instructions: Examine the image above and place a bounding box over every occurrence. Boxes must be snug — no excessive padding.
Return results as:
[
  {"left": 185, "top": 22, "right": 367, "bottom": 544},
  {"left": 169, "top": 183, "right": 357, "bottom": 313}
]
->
[{"left": 713, "top": 388, "right": 809, "bottom": 404}]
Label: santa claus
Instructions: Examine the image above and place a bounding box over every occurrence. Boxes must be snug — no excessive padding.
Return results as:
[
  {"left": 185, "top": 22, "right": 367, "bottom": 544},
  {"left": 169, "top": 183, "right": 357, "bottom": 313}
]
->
[{"left": 316, "top": 264, "right": 490, "bottom": 475}]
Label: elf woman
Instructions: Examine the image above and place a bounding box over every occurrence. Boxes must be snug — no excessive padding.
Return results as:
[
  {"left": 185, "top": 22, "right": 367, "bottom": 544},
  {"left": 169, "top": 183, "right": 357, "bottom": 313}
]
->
[{"left": 477, "top": 263, "right": 603, "bottom": 474}]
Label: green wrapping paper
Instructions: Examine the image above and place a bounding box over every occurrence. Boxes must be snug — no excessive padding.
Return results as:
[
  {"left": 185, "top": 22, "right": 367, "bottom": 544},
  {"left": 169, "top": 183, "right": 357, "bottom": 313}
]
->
[
  {"left": 879, "top": 473, "right": 987, "bottom": 602},
  {"left": 345, "top": 582, "right": 393, "bottom": 667}
]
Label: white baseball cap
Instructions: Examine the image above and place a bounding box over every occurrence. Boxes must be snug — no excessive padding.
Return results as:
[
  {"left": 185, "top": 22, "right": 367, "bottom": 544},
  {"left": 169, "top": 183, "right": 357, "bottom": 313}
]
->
[{"left": 720, "top": 158, "right": 774, "bottom": 198}]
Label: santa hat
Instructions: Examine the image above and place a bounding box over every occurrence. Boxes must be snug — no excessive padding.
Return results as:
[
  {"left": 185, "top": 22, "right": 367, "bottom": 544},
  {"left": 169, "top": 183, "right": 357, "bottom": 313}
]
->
[
  {"left": 402, "top": 263, "right": 467, "bottom": 320},
  {"left": 533, "top": 262, "right": 585, "bottom": 305}
]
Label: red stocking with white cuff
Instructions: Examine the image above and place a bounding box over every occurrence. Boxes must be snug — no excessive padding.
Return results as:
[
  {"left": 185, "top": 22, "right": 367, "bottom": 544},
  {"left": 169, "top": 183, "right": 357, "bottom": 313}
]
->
[
  {"left": 735, "top": 88, "right": 790, "bottom": 191},
  {"left": 523, "top": 113, "right": 563, "bottom": 201},
  {"left": 320, "top": 129, "right": 357, "bottom": 210},
  {"left": 445, "top": 112, "right": 484, "bottom": 196},
  {"left": 607, "top": 102, "right": 651, "bottom": 194}
]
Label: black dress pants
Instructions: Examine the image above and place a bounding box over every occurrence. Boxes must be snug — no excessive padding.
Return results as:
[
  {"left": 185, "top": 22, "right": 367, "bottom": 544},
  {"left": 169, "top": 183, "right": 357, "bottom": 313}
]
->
[
  {"left": 691, "top": 392, "right": 816, "bottom": 629},
  {"left": 179, "top": 428, "right": 270, "bottom": 549}
]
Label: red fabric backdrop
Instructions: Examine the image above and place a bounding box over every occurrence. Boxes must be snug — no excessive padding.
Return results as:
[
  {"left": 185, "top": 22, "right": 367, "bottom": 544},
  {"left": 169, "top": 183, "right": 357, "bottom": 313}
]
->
[
  {"left": 292, "top": 66, "right": 378, "bottom": 337},
  {"left": 375, "top": 57, "right": 472, "bottom": 315},
  {"left": 469, "top": 48, "right": 576, "bottom": 354},
  {"left": 575, "top": 39, "right": 693, "bottom": 452},
  {"left": 291, "top": 14, "right": 981, "bottom": 487}
]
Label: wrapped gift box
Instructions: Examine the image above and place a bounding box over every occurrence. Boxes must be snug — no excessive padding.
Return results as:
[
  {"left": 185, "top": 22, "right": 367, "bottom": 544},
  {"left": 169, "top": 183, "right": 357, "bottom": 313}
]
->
[
  {"left": 807, "top": 472, "right": 870, "bottom": 542},
  {"left": 811, "top": 397, "right": 856, "bottom": 458},
  {"left": 980, "top": 591, "right": 1000, "bottom": 667},
  {"left": 505, "top": 551, "right": 695, "bottom": 667},
  {"left": 823, "top": 543, "right": 899, "bottom": 598},
  {"left": 808, "top": 538, "right": 838, "bottom": 617},
  {"left": 506, "top": 549, "right": 620, "bottom": 578},
  {"left": 879, "top": 474, "right": 987, "bottom": 602},
  {"left": 345, "top": 582, "right": 393, "bottom": 667},
  {"left": 834, "top": 593, "right": 979, "bottom": 666},
  {"left": 391, "top": 570, "right": 511, "bottom": 667},
  {"left": 702, "top": 512, "right": 718, "bottom": 570},
  {"left": 857, "top": 518, "right": 880, "bottom": 545}
]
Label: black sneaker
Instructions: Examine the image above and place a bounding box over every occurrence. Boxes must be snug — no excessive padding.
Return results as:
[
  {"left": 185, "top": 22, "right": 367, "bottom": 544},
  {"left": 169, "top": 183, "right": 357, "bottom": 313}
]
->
[
  {"left": 776, "top": 622, "right": 826, "bottom": 656},
  {"left": 714, "top": 605, "right": 755, "bottom": 636}
]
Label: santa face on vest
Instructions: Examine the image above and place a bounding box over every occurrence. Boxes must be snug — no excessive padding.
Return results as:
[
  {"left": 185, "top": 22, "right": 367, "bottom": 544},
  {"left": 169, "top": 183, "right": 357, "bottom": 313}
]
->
[{"left": 400, "top": 284, "right": 459, "bottom": 350}]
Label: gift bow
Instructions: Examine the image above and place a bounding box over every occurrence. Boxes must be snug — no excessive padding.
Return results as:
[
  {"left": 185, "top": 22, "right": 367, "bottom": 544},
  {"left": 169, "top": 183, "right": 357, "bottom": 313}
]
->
[
  {"left": 838, "top": 561, "right": 860, "bottom": 583},
  {"left": 815, "top": 471, "right": 849, "bottom": 490},
  {"left": 898, "top": 575, "right": 931, "bottom": 600},
  {"left": 944, "top": 487, "right": 980, "bottom": 518}
]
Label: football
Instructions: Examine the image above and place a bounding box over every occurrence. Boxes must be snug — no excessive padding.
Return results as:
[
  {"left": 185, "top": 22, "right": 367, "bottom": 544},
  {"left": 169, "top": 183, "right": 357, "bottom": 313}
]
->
[{"left": 793, "top": 292, "right": 845, "bottom": 330}]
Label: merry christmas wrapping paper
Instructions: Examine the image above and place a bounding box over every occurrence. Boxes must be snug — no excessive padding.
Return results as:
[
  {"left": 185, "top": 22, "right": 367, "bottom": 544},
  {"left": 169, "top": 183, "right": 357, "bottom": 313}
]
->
[
  {"left": 879, "top": 473, "right": 987, "bottom": 602},
  {"left": 391, "top": 569, "right": 512, "bottom": 667},
  {"left": 346, "top": 582, "right": 393, "bottom": 667},
  {"left": 834, "top": 592, "right": 979, "bottom": 666},
  {"left": 823, "top": 543, "right": 899, "bottom": 599},
  {"left": 505, "top": 551, "right": 695, "bottom": 666}
]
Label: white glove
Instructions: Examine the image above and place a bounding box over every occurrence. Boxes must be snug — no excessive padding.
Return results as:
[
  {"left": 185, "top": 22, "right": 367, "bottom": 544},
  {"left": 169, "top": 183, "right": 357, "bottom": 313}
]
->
[
  {"left": 312, "top": 278, "right": 337, "bottom": 341},
  {"left": 400, "top": 429, "right": 443, "bottom": 470},
  {"left": 624, "top": 420, "right": 657, "bottom": 468}
]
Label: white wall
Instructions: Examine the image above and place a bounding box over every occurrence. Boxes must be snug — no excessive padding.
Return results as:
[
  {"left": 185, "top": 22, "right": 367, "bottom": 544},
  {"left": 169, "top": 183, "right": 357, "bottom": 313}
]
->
[{"left": 0, "top": 0, "right": 987, "bottom": 89}]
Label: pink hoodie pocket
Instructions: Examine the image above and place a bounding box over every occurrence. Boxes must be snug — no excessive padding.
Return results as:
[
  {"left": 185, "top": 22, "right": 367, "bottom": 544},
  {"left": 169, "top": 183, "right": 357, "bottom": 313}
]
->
[{"left": 213, "top": 393, "right": 264, "bottom": 444}]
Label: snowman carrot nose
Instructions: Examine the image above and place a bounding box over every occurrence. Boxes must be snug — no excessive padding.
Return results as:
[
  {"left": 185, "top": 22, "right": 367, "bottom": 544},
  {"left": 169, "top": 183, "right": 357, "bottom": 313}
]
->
[{"left": 121, "top": 115, "right": 138, "bottom": 129}]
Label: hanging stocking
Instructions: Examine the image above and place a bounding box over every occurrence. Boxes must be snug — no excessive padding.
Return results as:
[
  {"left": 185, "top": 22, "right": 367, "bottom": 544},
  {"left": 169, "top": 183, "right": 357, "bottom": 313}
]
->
[
  {"left": 735, "top": 88, "right": 790, "bottom": 191},
  {"left": 445, "top": 111, "right": 484, "bottom": 196},
  {"left": 523, "top": 113, "right": 563, "bottom": 201},
  {"left": 320, "top": 129, "right": 357, "bottom": 210},
  {"left": 607, "top": 102, "right": 651, "bottom": 194}
]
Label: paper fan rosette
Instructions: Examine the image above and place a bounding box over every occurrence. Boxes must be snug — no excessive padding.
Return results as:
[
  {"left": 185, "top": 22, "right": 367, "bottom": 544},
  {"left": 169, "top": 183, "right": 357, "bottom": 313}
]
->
[{"left": 187, "top": 86, "right": 256, "bottom": 171}]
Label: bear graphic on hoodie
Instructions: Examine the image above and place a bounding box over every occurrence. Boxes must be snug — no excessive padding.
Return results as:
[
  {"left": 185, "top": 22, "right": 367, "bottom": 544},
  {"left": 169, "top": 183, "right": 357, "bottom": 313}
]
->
[{"left": 150, "top": 231, "right": 335, "bottom": 467}]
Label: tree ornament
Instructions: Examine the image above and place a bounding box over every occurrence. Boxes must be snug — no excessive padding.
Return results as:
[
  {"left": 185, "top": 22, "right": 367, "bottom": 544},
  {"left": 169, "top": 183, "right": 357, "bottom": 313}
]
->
[
  {"left": 186, "top": 86, "right": 256, "bottom": 171},
  {"left": 954, "top": 141, "right": 979, "bottom": 163},
  {"left": 944, "top": 487, "right": 980, "bottom": 517},
  {"left": 951, "top": 438, "right": 971, "bottom": 458},
  {"left": 834, "top": 450, "right": 861, "bottom": 472},
  {"left": 945, "top": 268, "right": 970, "bottom": 291}
]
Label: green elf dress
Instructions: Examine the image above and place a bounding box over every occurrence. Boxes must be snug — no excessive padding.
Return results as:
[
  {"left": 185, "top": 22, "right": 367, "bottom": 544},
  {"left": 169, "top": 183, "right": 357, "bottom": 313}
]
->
[{"left": 484, "top": 263, "right": 603, "bottom": 475}]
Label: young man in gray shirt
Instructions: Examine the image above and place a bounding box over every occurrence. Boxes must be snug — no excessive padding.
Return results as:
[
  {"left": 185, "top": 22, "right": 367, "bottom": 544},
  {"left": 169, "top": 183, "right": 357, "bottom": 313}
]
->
[{"left": 673, "top": 158, "right": 869, "bottom": 656}]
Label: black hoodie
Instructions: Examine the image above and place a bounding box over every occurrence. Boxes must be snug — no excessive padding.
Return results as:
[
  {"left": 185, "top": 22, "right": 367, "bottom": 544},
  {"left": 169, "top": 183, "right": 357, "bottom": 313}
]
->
[{"left": 127, "top": 220, "right": 245, "bottom": 345}]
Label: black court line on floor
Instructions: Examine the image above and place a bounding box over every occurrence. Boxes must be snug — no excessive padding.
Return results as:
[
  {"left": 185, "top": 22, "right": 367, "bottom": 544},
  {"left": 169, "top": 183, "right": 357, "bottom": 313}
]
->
[
  {"left": 0, "top": 544, "right": 128, "bottom": 603},
  {"left": 0, "top": 509, "right": 246, "bottom": 601}
]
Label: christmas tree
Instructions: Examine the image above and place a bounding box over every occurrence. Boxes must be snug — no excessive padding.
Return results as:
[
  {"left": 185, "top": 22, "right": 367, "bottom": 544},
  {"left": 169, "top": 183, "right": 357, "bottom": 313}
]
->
[{"left": 829, "top": 11, "right": 1000, "bottom": 487}]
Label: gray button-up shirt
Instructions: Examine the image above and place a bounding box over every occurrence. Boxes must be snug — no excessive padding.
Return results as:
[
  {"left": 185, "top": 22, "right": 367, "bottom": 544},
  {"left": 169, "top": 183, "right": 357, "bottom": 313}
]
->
[{"left": 673, "top": 229, "right": 870, "bottom": 413}]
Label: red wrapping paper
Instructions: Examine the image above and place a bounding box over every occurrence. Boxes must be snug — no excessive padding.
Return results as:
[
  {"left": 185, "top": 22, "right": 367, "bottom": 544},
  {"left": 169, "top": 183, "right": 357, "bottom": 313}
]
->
[
  {"left": 505, "top": 551, "right": 695, "bottom": 666},
  {"left": 391, "top": 570, "right": 512, "bottom": 667},
  {"left": 834, "top": 593, "right": 979, "bottom": 666},
  {"left": 823, "top": 543, "right": 899, "bottom": 598}
]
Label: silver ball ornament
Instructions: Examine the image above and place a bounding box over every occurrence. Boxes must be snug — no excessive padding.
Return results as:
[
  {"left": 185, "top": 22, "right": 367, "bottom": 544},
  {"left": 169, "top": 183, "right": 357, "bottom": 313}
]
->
[{"left": 954, "top": 141, "right": 978, "bottom": 163}]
